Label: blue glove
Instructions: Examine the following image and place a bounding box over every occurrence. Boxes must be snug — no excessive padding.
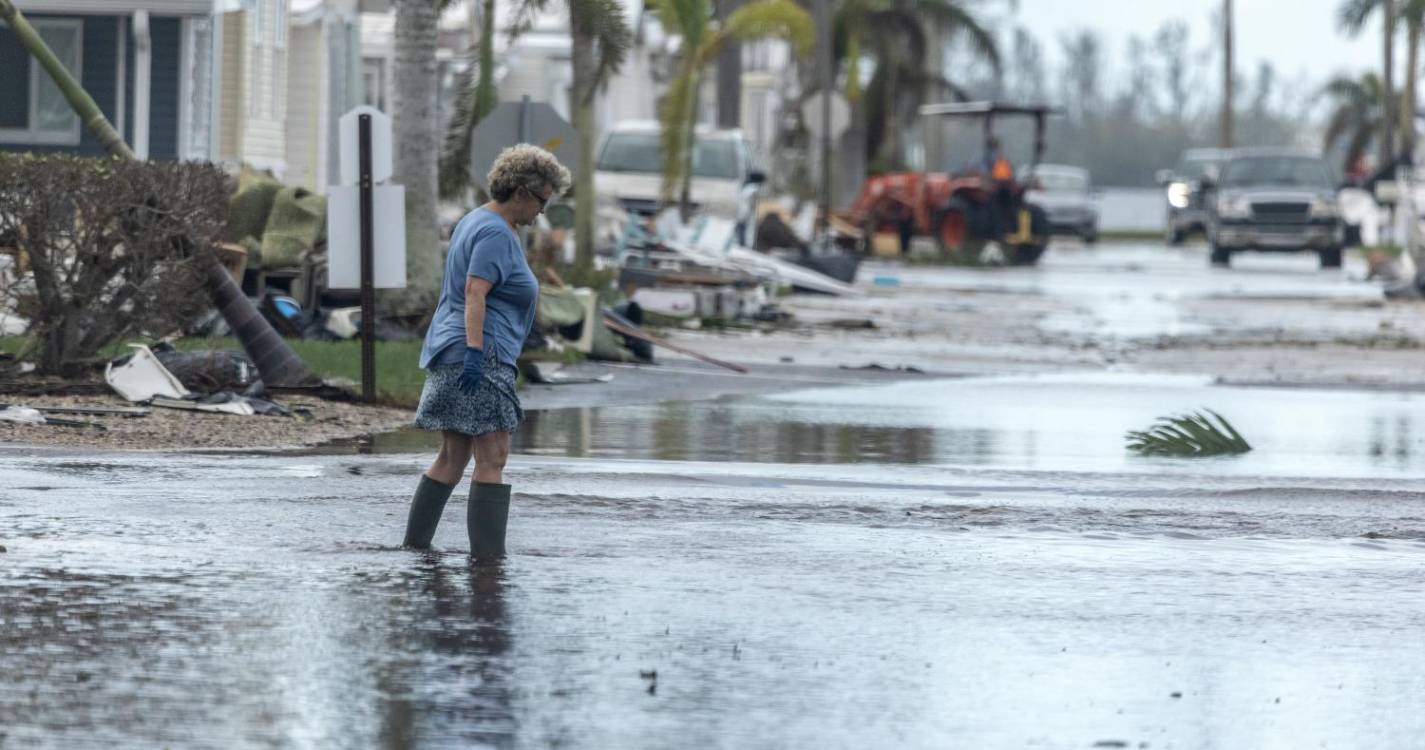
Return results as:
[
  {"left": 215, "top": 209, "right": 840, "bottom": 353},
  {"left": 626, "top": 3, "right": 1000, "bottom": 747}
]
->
[{"left": 458, "top": 346, "right": 485, "bottom": 394}]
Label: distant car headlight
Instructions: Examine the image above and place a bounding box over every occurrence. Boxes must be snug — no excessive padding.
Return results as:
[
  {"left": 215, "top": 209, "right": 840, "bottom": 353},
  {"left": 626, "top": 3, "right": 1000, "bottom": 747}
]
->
[
  {"left": 1167, "top": 182, "right": 1191, "bottom": 209},
  {"left": 1216, "top": 195, "right": 1251, "bottom": 218},
  {"left": 1310, "top": 197, "right": 1338, "bottom": 218}
]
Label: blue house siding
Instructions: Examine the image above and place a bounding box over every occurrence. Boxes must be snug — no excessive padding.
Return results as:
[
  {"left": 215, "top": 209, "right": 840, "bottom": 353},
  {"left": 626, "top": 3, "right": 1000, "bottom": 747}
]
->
[
  {"left": 0, "top": 14, "right": 119, "bottom": 157},
  {"left": 1, "top": 13, "right": 182, "bottom": 160}
]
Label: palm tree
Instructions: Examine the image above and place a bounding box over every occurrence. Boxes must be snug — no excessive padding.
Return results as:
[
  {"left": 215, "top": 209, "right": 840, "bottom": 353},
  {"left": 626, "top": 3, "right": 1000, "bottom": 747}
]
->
[
  {"left": 832, "top": 0, "right": 1000, "bottom": 172},
  {"left": 0, "top": 0, "right": 317, "bottom": 387},
  {"left": 390, "top": 0, "right": 451, "bottom": 313},
  {"left": 1397, "top": 0, "right": 1425, "bottom": 157},
  {"left": 648, "top": 0, "right": 814, "bottom": 218},
  {"left": 508, "top": 0, "right": 632, "bottom": 280},
  {"left": 1322, "top": 72, "right": 1390, "bottom": 174},
  {"left": 1340, "top": 0, "right": 1398, "bottom": 167},
  {"left": 438, "top": 0, "right": 500, "bottom": 201}
]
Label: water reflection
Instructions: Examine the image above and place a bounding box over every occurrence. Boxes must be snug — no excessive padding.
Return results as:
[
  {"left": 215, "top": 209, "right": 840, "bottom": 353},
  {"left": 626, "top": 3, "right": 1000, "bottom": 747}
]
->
[
  {"left": 514, "top": 403, "right": 956, "bottom": 465},
  {"left": 373, "top": 557, "right": 515, "bottom": 749}
]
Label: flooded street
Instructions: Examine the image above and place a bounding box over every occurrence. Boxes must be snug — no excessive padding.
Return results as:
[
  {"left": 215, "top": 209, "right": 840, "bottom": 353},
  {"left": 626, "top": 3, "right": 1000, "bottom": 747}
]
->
[{"left": 5, "top": 242, "right": 1425, "bottom": 748}]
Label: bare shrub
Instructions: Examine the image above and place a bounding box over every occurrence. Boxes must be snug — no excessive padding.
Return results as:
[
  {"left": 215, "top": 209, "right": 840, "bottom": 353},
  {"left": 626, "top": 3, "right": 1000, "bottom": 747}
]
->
[{"left": 0, "top": 154, "right": 228, "bottom": 375}]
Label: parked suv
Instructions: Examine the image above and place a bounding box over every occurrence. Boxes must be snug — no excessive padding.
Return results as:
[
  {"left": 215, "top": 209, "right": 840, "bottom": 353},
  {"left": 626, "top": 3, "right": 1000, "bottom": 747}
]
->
[
  {"left": 1204, "top": 148, "right": 1344, "bottom": 268},
  {"left": 593, "top": 121, "right": 763, "bottom": 219},
  {"left": 1157, "top": 147, "right": 1230, "bottom": 244},
  {"left": 1024, "top": 164, "right": 1099, "bottom": 242}
]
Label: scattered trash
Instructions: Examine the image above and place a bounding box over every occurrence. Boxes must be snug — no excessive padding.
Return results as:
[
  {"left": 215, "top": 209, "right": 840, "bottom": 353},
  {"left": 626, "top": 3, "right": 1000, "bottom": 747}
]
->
[
  {"left": 152, "top": 346, "right": 259, "bottom": 394},
  {"left": 0, "top": 404, "right": 106, "bottom": 431},
  {"left": 105, "top": 344, "right": 188, "bottom": 401},
  {"left": 872, "top": 276, "right": 901, "bottom": 287},
  {"left": 827, "top": 318, "right": 877, "bottom": 330},
  {"left": 32, "top": 405, "right": 151, "bottom": 418},
  {"left": 601, "top": 307, "right": 748, "bottom": 373},
  {"left": 0, "top": 405, "right": 46, "bottom": 424},
  {"left": 104, "top": 343, "right": 296, "bottom": 417},
  {"left": 1126, "top": 410, "right": 1251, "bottom": 457},
  {"left": 839, "top": 363, "right": 926, "bottom": 373},
  {"left": 522, "top": 361, "right": 614, "bottom": 385}
]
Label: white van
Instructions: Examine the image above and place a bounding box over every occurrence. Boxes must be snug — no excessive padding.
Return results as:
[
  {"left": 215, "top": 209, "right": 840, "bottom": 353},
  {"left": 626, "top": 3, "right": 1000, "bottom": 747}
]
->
[{"left": 593, "top": 120, "right": 764, "bottom": 219}]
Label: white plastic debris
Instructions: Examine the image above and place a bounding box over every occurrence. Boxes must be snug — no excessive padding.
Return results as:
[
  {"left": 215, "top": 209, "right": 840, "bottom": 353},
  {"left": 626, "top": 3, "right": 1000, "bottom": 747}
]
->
[
  {"left": 0, "top": 405, "right": 46, "bottom": 424},
  {"left": 104, "top": 344, "right": 190, "bottom": 401}
]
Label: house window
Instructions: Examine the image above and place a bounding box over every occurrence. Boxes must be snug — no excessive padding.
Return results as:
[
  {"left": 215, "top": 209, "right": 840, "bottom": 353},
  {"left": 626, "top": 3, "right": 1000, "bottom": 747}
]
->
[
  {"left": 362, "top": 57, "right": 385, "bottom": 112},
  {"left": 0, "top": 19, "right": 83, "bottom": 145}
]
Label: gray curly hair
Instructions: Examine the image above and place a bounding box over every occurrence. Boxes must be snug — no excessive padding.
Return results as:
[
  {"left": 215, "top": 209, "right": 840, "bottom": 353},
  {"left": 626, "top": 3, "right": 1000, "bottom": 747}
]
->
[{"left": 486, "top": 144, "right": 572, "bottom": 202}]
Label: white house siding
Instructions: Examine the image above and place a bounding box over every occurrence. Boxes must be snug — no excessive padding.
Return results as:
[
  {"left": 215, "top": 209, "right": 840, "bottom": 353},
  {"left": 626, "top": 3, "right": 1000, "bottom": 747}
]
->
[
  {"left": 284, "top": 22, "right": 323, "bottom": 189},
  {"left": 217, "top": 10, "right": 244, "bottom": 162},
  {"left": 237, "top": 0, "right": 287, "bottom": 176}
]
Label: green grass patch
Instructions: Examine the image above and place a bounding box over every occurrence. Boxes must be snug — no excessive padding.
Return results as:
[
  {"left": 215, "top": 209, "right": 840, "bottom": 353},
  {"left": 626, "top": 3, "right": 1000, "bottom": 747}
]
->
[
  {"left": 4, "top": 334, "right": 428, "bottom": 406},
  {"left": 167, "top": 337, "right": 428, "bottom": 407},
  {"left": 1098, "top": 229, "right": 1166, "bottom": 242},
  {"left": 1357, "top": 244, "right": 1404, "bottom": 258}
]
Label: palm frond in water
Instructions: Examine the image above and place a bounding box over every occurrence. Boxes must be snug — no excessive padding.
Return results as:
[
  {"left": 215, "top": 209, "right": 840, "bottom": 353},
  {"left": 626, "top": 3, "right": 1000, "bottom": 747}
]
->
[{"left": 1125, "top": 409, "right": 1251, "bottom": 457}]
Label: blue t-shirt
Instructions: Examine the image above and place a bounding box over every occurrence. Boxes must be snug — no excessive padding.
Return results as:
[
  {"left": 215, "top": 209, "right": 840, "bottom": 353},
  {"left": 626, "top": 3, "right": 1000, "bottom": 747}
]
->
[{"left": 418, "top": 207, "right": 539, "bottom": 369}]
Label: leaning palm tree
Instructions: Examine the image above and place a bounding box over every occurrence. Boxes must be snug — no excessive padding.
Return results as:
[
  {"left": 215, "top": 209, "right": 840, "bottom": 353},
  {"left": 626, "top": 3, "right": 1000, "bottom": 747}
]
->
[
  {"left": 1340, "top": 0, "right": 1399, "bottom": 166},
  {"left": 830, "top": 0, "right": 1000, "bottom": 172},
  {"left": 0, "top": 0, "right": 317, "bottom": 387},
  {"left": 1322, "top": 72, "right": 1390, "bottom": 174},
  {"left": 648, "top": 0, "right": 814, "bottom": 219},
  {"left": 507, "top": 0, "right": 632, "bottom": 280},
  {"left": 438, "top": 0, "right": 500, "bottom": 201}
]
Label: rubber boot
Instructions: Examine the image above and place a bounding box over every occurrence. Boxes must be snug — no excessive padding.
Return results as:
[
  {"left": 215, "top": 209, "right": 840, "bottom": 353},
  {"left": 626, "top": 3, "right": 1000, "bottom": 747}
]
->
[
  {"left": 401, "top": 475, "right": 456, "bottom": 549},
  {"left": 468, "top": 481, "right": 511, "bottom": 559}
]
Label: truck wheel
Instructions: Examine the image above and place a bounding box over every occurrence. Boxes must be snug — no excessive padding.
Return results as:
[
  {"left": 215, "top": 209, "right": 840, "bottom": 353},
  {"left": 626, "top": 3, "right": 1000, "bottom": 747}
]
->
[
  {"left": 1210, "top": 243, "right": 1232, "bottom": 266},
  {"left": 1319, "top": 246, "right": 1343, "bottom": 268}
]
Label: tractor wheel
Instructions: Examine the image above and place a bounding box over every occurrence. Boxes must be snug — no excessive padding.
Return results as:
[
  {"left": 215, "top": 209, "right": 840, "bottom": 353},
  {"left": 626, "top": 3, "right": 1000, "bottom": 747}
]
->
[
  {"left": 936, "top": 198, "right": 986, "bottom": 263},
  {"left": 1006, "top": 205, "right": 1050, "bottom": 266}
]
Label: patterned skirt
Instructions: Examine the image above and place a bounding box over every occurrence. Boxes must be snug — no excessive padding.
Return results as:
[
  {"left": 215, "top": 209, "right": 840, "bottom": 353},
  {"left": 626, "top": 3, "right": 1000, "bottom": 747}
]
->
[{"left": 413, "top": 353, "right": 524, "bottom": 436}]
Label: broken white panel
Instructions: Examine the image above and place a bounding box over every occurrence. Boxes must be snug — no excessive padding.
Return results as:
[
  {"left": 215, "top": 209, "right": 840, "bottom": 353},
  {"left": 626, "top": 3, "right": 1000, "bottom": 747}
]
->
[
  {"left": 105, "top": 344, "right": 190, "bottom": 402},
  {"left": 150, "top": 397, "right": 256, "bottom": 416}
]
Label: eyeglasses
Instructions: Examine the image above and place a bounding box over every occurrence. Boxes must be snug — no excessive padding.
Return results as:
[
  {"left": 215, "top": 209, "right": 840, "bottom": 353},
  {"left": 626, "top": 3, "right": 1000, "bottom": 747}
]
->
[{"left": 525, "top": 186, "right": 550, "bottom": 213}]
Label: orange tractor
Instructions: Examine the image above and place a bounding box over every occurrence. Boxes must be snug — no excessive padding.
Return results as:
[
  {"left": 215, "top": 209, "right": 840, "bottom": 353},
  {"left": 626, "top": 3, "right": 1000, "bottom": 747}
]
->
[{"left": 839, "top": 102, "right": 1058, "bottom": 266}]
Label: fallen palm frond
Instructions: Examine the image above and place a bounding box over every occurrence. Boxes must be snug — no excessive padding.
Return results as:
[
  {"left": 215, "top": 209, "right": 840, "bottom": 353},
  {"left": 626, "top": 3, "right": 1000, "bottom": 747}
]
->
[{"left": 1125, "top": 409, "right": 1251, "bottom": 457}]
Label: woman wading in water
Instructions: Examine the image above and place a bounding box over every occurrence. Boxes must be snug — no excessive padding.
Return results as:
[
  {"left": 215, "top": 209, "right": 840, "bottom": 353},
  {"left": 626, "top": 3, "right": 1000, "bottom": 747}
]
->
[{"left": 402, "top": 144, "right": 570, "bottom": 558}]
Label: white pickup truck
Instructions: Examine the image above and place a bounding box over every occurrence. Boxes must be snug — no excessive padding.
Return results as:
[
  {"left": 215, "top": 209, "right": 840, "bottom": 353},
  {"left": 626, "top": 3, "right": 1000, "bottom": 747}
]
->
[{"left": 593, "top": 120, "right": 765, "bottom": 220}]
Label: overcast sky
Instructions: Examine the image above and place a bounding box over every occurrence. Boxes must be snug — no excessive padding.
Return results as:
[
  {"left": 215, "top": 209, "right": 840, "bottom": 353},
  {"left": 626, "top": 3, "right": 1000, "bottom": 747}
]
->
[{"left": 1008, "top": 0, "right": 1382, "bottom": 86}]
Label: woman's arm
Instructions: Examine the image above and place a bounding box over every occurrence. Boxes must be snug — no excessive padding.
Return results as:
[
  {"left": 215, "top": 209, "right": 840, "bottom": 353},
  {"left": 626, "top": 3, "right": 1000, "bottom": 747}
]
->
[{"left": 465, "top": 276, "right": 494, "bottom": 349}]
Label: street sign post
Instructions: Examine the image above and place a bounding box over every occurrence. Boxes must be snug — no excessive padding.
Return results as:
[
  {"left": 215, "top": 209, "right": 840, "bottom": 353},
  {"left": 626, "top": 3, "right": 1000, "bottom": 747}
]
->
[
  {"left": 329, "top": 106, "right": 406, "bottom": 402},
  {"left": 468, "top": 97, "right": 579, "bottom": 191}
]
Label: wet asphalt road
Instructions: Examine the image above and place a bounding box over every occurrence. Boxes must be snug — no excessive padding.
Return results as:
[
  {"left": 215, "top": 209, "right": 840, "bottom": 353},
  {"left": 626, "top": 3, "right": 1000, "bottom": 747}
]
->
[{"left": 4, "top": 241, "right": 1425, "bottom": 749}]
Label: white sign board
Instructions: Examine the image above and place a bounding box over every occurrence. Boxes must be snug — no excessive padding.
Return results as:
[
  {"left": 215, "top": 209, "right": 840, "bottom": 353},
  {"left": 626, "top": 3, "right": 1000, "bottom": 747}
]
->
[
  {"left": 339, "top": 106, "right": 393, "bottom": 186},
  {"left": 801, "top": 92, "right": 851, "bottom": 142},
  {"left": 326, "top": 185, "right": 407, "bottom": 289}
]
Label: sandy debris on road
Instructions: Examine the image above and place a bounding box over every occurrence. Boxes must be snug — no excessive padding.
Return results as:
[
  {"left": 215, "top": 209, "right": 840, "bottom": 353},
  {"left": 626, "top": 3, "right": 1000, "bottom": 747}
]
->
[{"left": 0, "top": 392, "right": 413, "bottom": 451}]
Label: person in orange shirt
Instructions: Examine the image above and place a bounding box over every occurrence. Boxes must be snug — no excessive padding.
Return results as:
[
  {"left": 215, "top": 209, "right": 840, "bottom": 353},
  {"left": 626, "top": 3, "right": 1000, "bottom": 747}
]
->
[{"left": 984, "top": 137, "right": 1015, "bottom": 238}]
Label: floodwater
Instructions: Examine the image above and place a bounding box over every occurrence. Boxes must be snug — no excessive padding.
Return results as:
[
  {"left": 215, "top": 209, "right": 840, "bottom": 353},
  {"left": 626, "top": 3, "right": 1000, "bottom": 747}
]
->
[{"left": 5, "top": 367, "right": 1425, "bottom": 748}]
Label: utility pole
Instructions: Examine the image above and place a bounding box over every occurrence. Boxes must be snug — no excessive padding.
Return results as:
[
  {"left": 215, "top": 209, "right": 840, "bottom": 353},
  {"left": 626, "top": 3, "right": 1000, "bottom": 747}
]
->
[
  {"left": 1220, "top": 0, "right": 1234, "bottom": 148},
  {"left": 814, "top": 0, "right": 832, "bottom": 239},
  {"left": 715, "top": 0, "right": 743, "bottom": 129}
]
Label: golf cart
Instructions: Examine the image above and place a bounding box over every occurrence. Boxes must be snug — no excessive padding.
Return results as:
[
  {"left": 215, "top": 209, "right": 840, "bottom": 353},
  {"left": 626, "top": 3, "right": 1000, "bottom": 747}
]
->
[{"left": 839, "top": 102, "right": 1059, "bottom": 265}]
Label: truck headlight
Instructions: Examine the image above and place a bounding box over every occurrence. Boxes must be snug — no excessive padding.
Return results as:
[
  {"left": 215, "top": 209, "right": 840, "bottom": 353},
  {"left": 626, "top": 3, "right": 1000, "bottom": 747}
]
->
[
  {"left": 1167, "top": 182, "right": 1191, "bottom": 209},
  {"left": 1217, "top": 195, "right": 1250, "bottom": 218},
  {"left": 1310, "top": 197, "right": 1338, "bottom": 218}
]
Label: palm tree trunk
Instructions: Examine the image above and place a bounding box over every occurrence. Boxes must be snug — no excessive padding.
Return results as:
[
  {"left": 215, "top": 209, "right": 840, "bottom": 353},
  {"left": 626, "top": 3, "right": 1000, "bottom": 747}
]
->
[
  {"left": 1, "top": 0, "right": 317, "bottom": 386},
  {"left": 391, "top": 0, "right": 443, "bottom": 314},
  {"left": 1384, "top": 0, "right": 1398, "bottom": 168},
  {"left": 680, "top": 74, "right": 702, "bottom": 223},
  {"left": 0, "top": 0, "right": 131, "bottom": 158},
  {"left": 714, "top": 0, "right": 743, "bottom": 129},
  {"left": 570, "top": 10, "right": 597, "bottom": 280},
  {"left": 1404, "top": 18, "right": 1420, "bottom": 159}
]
